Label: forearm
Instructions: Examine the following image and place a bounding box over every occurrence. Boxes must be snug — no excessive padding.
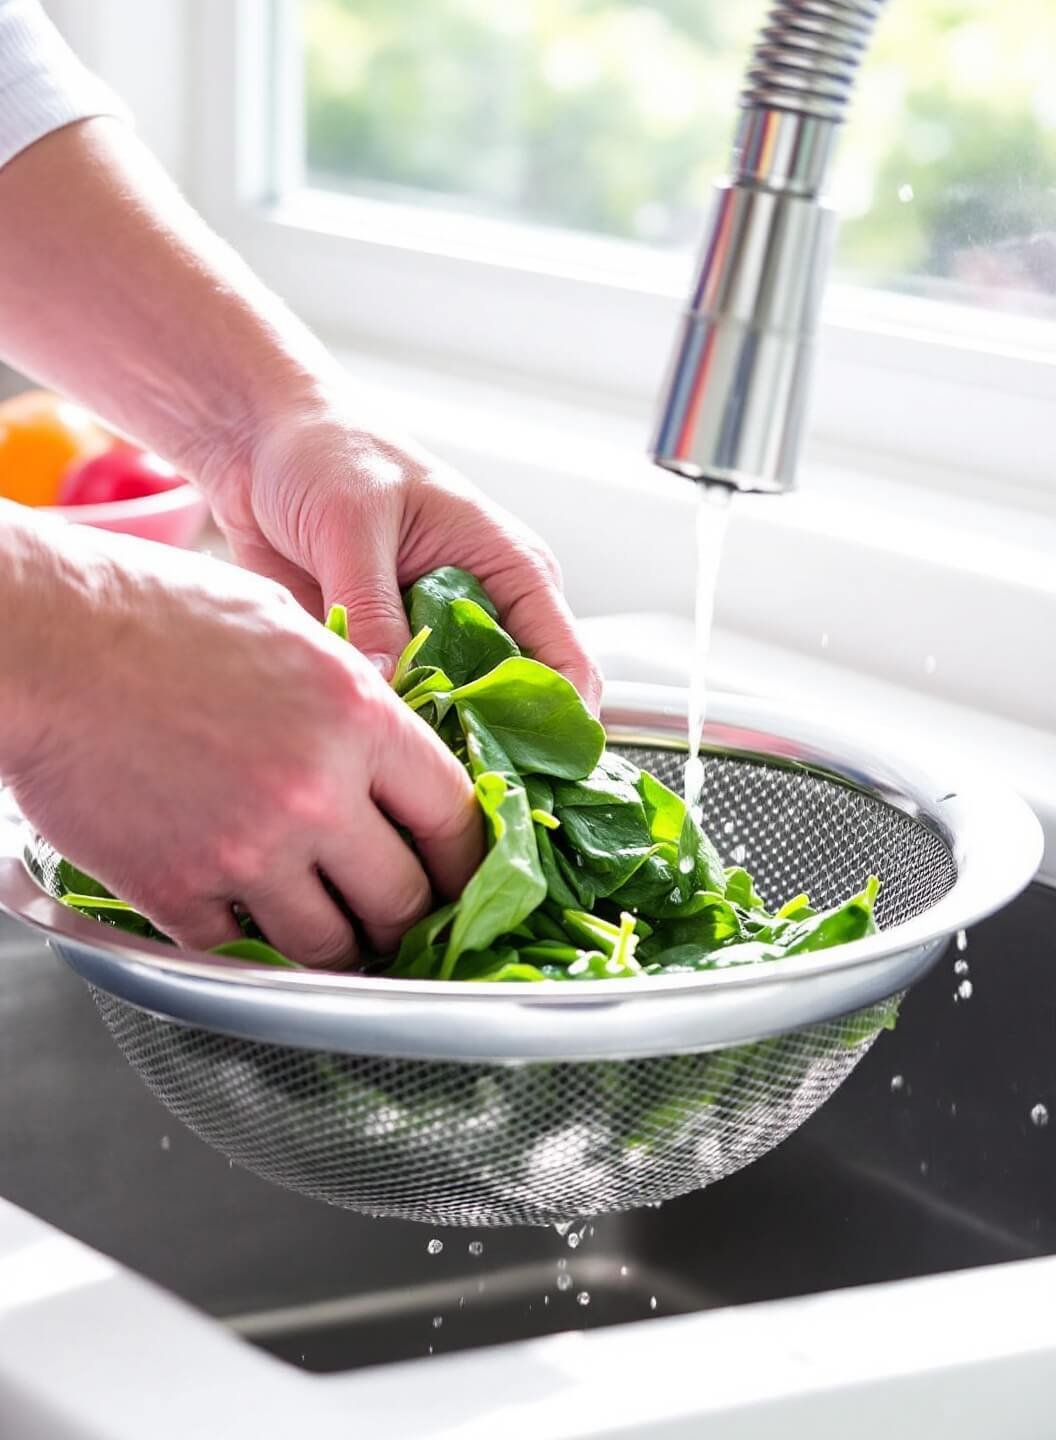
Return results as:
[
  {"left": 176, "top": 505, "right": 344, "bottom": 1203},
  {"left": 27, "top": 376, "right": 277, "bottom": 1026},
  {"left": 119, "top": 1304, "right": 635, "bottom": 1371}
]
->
[
  {"left": 0, "top": 118, "right": 342, "bottom": 494},
  {"left": 0, "top": 501, "right": 91, "bottom": 776}
]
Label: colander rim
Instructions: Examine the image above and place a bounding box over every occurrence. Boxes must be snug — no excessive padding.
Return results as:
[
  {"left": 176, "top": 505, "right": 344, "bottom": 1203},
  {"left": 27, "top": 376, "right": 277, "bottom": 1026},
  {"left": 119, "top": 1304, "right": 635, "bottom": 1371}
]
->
[{"left": 0, "top": 684, "right": 1041, "bottom": 1060}]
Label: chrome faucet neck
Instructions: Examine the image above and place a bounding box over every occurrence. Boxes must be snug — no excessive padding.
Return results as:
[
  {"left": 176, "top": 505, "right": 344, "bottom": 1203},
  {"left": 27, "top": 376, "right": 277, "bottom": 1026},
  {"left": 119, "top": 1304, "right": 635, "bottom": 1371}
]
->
[{"left": 651, "top": 0, "right": 889, "bottom": 493}]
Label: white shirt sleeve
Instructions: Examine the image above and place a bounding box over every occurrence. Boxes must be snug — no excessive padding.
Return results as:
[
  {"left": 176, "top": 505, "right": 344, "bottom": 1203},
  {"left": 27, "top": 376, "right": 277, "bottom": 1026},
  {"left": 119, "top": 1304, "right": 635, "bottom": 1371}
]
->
[{"left": 0, "top": 0, "right": 130, "bottom": 170}]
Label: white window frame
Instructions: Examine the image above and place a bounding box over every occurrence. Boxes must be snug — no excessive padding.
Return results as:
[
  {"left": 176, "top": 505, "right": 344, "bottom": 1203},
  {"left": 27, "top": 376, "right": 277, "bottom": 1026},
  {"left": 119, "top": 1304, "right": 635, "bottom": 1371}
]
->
[{"left": 178, "top": 0, "right": 1056, "bottom": 512}]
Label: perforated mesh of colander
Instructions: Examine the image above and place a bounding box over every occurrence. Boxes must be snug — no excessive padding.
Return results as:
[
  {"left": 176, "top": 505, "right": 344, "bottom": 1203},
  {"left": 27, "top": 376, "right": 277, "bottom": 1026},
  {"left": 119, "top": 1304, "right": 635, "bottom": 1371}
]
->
[{"left": 38, "top": 746, "right": 958, "bottom": 1225}]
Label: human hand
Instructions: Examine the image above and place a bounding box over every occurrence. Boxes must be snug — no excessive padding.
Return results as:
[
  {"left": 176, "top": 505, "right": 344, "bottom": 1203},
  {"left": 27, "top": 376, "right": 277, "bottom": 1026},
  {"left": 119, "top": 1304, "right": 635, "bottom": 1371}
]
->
[
  {"left": 206, "top": 403, "right": 603, "bottom": 710},
  {"left": 3, "top": 520, "right": 482, "bottom": 967}
]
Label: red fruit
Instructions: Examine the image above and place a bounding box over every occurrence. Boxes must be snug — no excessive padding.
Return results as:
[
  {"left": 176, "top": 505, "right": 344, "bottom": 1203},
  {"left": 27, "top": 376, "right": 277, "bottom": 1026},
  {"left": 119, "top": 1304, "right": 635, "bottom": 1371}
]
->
[{"left": 58, "top": 445, "right": 187, "bottom": 506}]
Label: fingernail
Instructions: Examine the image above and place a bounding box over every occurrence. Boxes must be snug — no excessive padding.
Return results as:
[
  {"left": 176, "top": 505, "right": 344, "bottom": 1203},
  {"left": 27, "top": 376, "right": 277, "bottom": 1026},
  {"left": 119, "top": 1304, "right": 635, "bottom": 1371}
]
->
[{"left": 369, "top": 653, "right": 395, "bottom": 680}]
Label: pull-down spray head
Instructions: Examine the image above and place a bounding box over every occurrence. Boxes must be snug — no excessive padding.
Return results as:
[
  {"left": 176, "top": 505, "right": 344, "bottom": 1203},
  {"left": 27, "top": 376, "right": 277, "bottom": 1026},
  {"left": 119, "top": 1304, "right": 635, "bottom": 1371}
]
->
[{"left": 651, "top": 1, "right": 888, "bottom": 493}]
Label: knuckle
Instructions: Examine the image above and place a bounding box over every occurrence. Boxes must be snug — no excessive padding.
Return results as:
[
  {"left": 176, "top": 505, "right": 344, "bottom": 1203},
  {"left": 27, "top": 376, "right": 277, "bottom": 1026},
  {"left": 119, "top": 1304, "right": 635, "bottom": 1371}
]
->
[
  {"left": 340, "top": 590, "right": 404, "bottom": 636},
  {"left": 298, "top": 925, "right": 354, "bottom": 970},
  {"left": 533, "top": 541, "right": 563, "bottom": 587},
  {"left": 379, "top": 872, "right": 431, "bottom": 931}
]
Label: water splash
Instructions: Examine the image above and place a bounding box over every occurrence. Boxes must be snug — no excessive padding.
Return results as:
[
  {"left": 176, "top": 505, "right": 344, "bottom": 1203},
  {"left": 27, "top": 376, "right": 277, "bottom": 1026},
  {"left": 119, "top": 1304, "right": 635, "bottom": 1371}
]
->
[
  {"left": 576, "top": 1291, "right": 591, "bottom": 1307},
  {"left": 426, "top": 1238, "right": 443, "bottom": 1256}
]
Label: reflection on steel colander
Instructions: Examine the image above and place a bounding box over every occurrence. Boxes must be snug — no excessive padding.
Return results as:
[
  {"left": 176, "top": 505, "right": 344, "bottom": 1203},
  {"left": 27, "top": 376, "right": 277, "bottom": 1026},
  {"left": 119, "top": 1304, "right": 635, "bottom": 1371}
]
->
[
  {"left": 61, "top": 745, "right": 957, "bottom": 1226},
  {"left": 91, "top": 986, "right": 894, "bottom": 1226}
]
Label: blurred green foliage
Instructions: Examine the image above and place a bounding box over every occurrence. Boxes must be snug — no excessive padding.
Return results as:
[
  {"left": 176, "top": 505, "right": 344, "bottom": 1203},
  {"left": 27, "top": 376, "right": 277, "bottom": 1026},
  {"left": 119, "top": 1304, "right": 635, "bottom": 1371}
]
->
[{"left": 303, "top": 0, "right": 1056, "bottom": 305}]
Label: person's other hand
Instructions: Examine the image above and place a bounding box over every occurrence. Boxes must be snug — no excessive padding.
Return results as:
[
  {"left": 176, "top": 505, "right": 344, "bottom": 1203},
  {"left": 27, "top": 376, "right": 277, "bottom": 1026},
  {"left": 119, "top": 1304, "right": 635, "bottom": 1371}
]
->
[
  {"left": 5, "top": 528, "right": 482, "bottom": 967},
  {"left": 206, "top": 404, "right": 603, "bottom": 711}
]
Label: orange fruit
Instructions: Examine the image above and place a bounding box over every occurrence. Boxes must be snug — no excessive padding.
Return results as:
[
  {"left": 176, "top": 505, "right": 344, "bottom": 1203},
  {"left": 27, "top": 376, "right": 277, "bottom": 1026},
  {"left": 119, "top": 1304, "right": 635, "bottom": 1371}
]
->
[{"left": 0, "top": 389, "right": 110, "bottom": 507}]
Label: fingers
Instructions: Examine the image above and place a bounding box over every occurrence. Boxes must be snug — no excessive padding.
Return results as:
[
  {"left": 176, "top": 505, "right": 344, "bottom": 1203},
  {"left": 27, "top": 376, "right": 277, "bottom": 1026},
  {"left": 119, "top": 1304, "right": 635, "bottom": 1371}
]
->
[
  {"left": 243, "top": 871, "right": 360, "bottom": 971},
  {"left": 319, "top": 804, "right": 434, "bottom": 956},
  {"left": 161, "top": 901, "right": 242, "bottom": 953},
  {"left": 316, "top": 530, "right": 411, "bottom": 679},
  {"left": 477, "top": 557, "right": 604, "bottom": 715},
  {"left": 372, "top": 708, "right": 485, "bottom": 899}
]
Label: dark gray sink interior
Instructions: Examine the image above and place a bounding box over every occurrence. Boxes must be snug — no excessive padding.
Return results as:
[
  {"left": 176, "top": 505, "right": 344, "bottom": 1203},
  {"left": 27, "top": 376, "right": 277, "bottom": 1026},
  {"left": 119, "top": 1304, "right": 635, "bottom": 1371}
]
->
[{"left": 2, "top": 885, "right": 1055, "bottom": 1373}]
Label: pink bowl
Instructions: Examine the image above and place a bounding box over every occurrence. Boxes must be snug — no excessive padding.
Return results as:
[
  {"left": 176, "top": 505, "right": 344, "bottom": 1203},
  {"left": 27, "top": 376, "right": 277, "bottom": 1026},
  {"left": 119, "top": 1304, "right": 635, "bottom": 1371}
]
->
[{"left": 43, "top": 482, "right": 211, "bottom": 548}]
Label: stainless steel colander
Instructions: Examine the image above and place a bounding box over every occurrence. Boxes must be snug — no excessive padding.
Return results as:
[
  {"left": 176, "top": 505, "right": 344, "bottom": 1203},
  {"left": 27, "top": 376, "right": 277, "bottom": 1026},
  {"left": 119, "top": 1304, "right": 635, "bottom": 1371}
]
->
[{"left": 0, "top": 686, "right": 1042, "bottom": 1226}]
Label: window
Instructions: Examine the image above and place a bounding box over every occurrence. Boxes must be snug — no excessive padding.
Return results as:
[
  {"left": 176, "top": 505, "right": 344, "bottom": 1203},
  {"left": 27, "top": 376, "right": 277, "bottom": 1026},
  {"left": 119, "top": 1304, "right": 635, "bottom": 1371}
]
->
[
  {"left": 186, "top": 0, "right": 1056, "bottom": 511},
  {"left": 299, "top": 0, "right": 1056, "bottom": 319}
]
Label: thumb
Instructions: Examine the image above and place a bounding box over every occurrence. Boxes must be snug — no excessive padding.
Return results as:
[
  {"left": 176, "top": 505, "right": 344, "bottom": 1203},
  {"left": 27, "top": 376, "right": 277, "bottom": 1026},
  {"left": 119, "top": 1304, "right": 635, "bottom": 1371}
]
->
[{"left": 325, "top": 559, "right": 410, "bottom": 679}]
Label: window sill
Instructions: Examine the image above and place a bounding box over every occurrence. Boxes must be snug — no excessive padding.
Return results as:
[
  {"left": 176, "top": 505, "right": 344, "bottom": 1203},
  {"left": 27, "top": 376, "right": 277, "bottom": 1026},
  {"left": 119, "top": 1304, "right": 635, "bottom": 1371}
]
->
[{"left": 337, "top": 341, "right": 1056, "bottom": 692}]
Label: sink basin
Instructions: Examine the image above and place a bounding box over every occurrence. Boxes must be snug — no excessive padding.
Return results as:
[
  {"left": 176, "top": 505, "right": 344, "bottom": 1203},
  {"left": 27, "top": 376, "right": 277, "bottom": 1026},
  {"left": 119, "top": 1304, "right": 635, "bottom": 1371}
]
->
[{"left": 1, "top": 884, "right": 1054, "bottom": 1374}]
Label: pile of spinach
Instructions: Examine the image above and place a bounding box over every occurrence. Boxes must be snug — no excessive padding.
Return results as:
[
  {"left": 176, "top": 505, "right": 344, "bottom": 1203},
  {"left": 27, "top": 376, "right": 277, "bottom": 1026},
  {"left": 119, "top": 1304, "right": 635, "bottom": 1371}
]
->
[{"left": 53, "top": 566, "right": 883, "bottom": 989}]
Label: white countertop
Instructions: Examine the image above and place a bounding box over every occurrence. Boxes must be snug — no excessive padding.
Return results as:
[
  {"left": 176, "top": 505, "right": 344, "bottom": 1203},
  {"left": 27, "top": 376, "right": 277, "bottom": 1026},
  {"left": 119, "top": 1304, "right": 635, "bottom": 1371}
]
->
[{"left": 3, "top": 1193, "right": 1056, "bottom": 1439}]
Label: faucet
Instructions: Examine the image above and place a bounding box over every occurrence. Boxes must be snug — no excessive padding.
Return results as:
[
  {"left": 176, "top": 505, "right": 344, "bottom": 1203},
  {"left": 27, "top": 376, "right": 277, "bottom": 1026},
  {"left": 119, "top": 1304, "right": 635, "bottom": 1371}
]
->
[{"left": 651, "top": 0, "right": 887, "bottom": 494}]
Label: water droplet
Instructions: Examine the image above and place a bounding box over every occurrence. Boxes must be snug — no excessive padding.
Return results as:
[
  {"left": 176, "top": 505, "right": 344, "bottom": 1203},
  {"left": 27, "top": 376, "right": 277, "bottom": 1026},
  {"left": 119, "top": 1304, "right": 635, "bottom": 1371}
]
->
[
  {"left": 924, "top": 654, "right": 937, "bottom": 675},
  {"left": 160, "top": 1135, "right": 171, "bottom": 1151},
  {"left": 567, "top": 1231, "right": 581, "bottom": 1249},
  {"left": 678, "top": 855, "right": 694, "bottom": 875},
  {"left": 458, "top": 1295, "right": 465, "bottom": 1310},
  {"left": 556, "top": 1272, "right": 573, "bottom": 1292},
  {"left": 957, "top": 979, "right": 973, "bottom": 1001},
  {"left": 649, "top": 1296, "right": 658, "bottom": 1311},
  {"left": 468, "top": 1240, "right": 484, "bottom": 1257},
  {"left": 722, "top": 820, "right": 735, "bottom": 836},
  {"left": 552, "top": 1220, "right": 572, "bottom": 1237},
  {"left": 477, "top": 1279, "right": 486, "bottom": 1293},
  {"left": 956, "top": 929, "right": 968, "bottom": 952},
  {"left": 557, "top": 1257, "right": 568, "bottom": 1269},
  {"left": 950, "top": 1101, "right": 958, "bottom": 1118},
  {"left": 1031, "top": 1104, "right": 1049, "bottom": 1128},
  {"left": 920, "top": 1159, "right": 929, "bottom": 1176},
  {"left": 543, "top": 1294, "right": 550, "bottom": 1306},
  {"left": 428, "top": 1345, "right": 434, "bottom": 1355},
  {"left": 730, "top": 843, "right": 746, "bottom": 864},
  {"left": 898, "top": 181, "right": 915, "bottom": 203},
  {"left": 820, "top": 631, "right": 830, "bottom": 649},
  {"left": 619, "top": 1265, "right": 629, "bottom": 1277},
  {"left": 576, "top": 1291, "right": 591, "bottom": 1306},
  {"left": 427, "top": 1238, "right": 443, "bottom": 1255},
  {"left": 432, "top": 1315, "right": 443, "bottom": 1329},
  {"left": 890, "top": 1075, "right": 905, "bottom": 1094},
  {"left": 954, "top": 958, "right": 969, "bottom": 976}
]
